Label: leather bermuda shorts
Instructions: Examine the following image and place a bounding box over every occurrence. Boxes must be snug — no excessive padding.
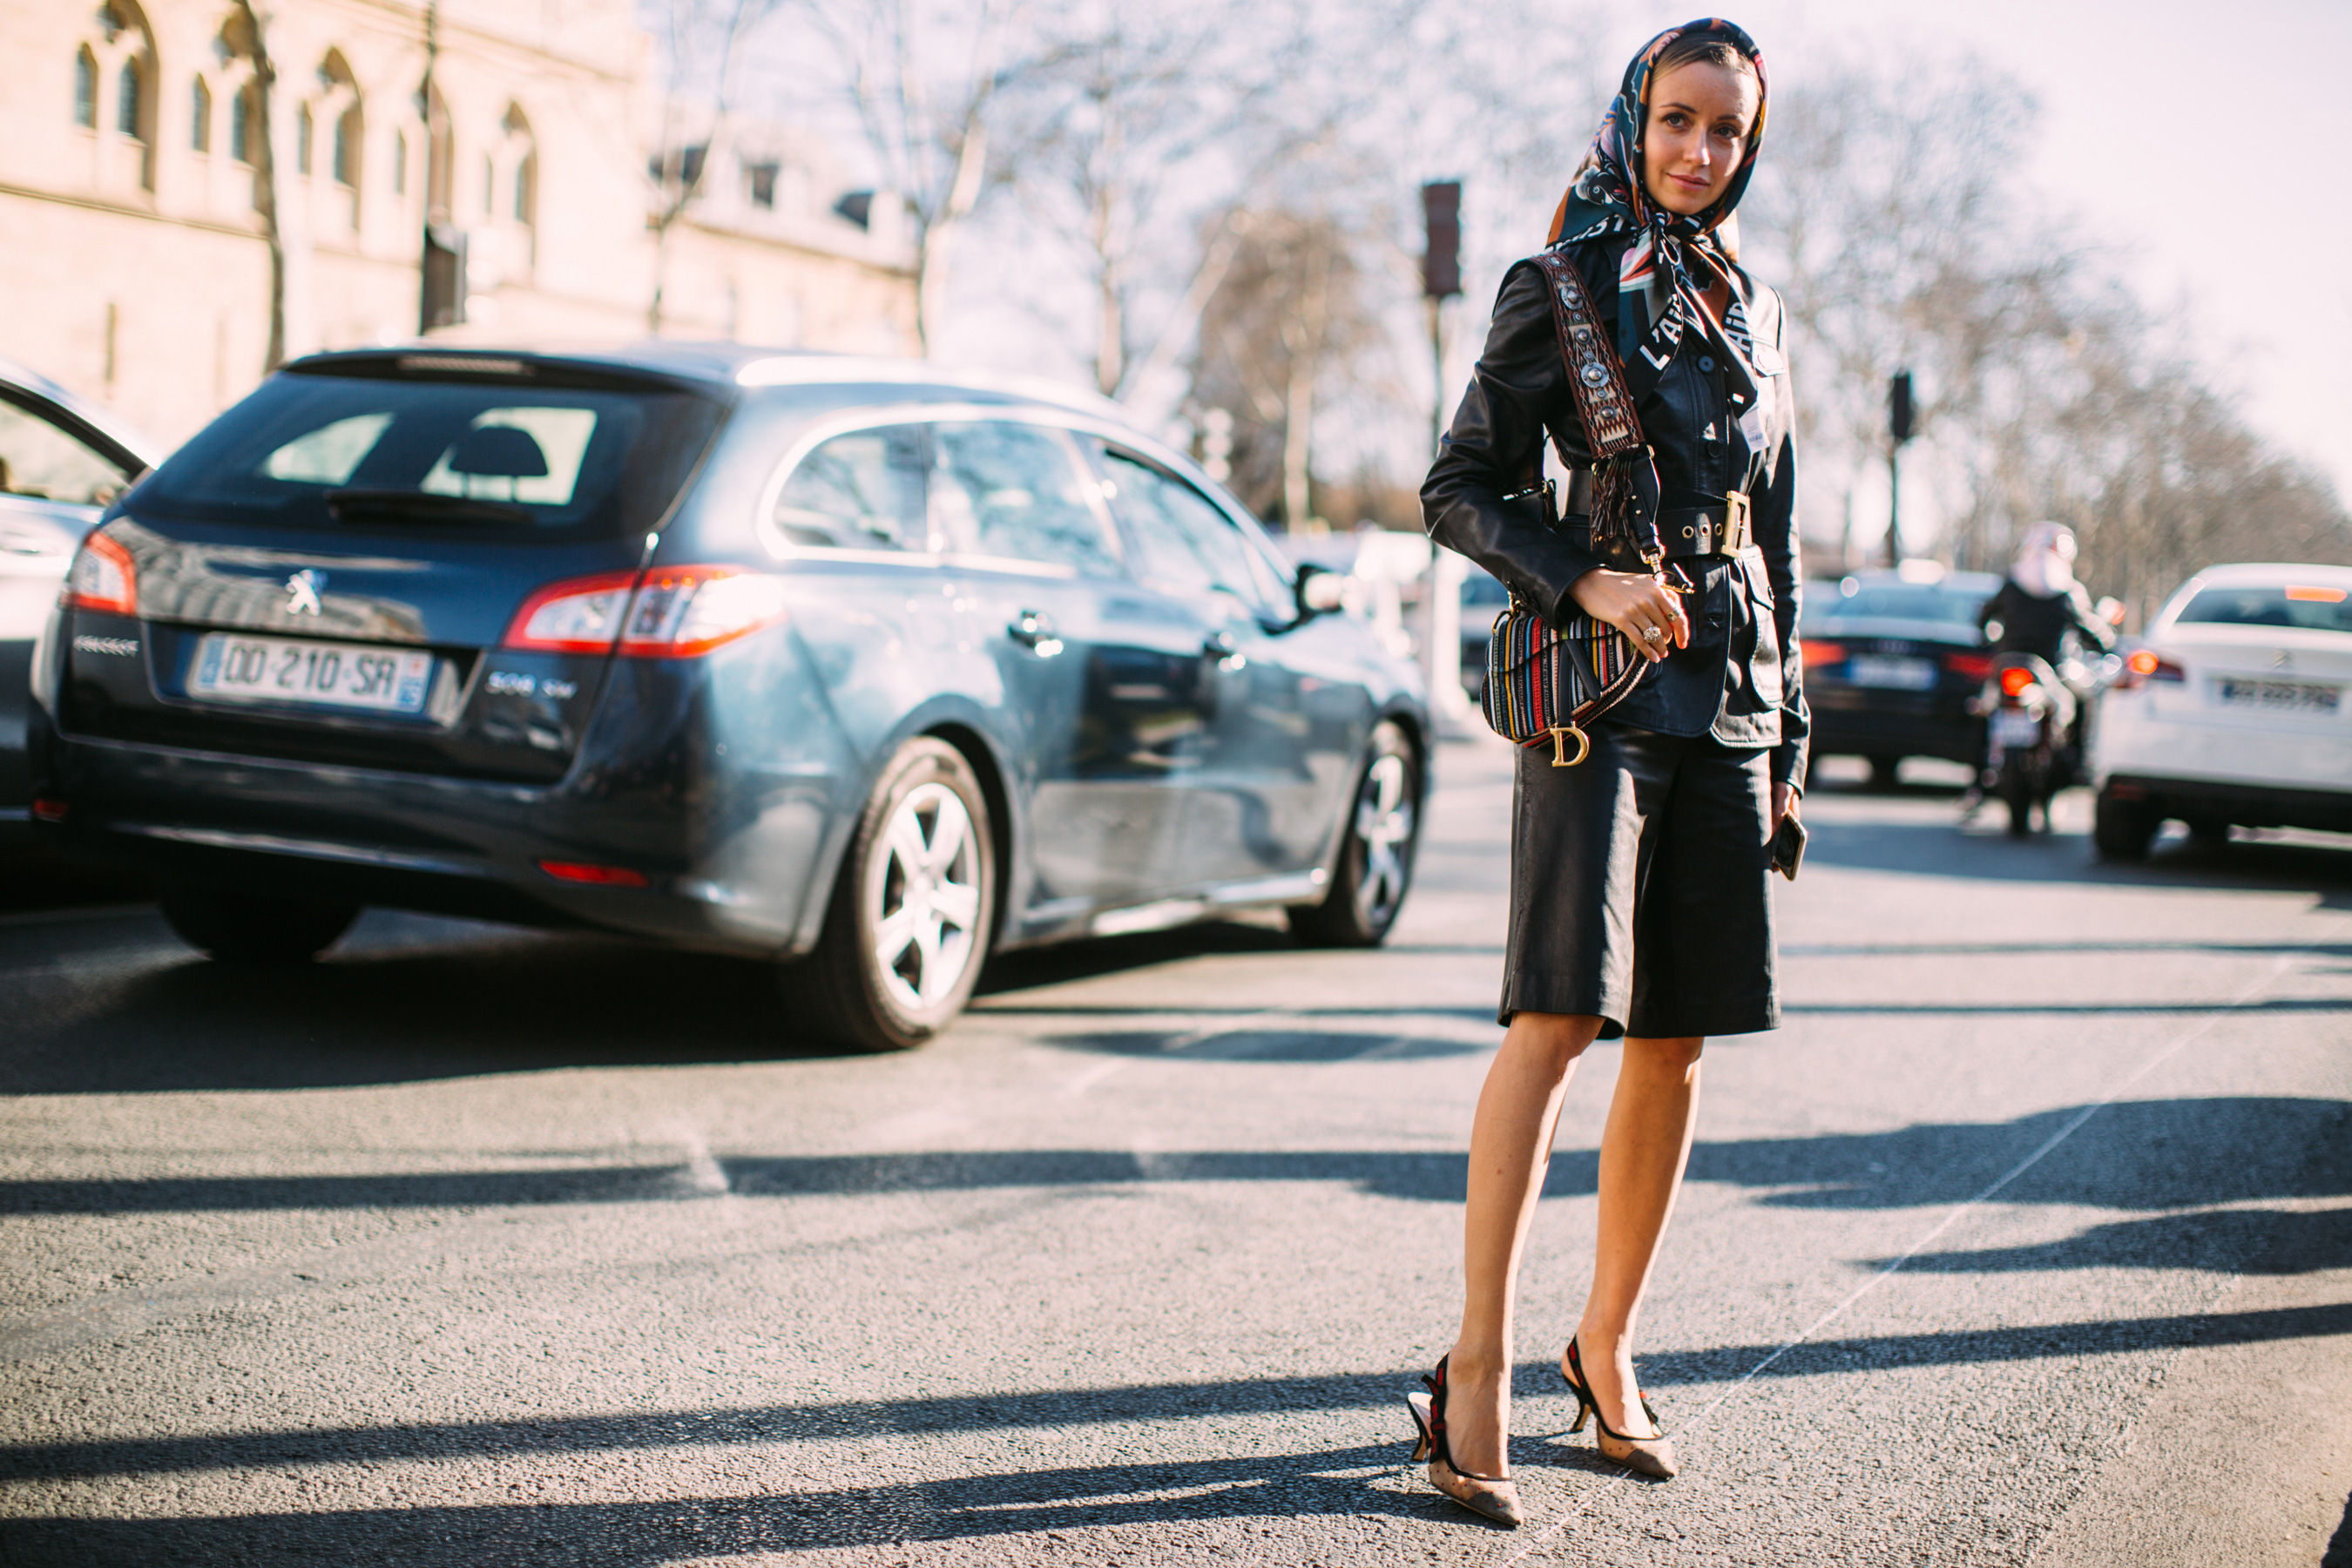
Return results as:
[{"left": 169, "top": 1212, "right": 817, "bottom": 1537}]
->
[{"left": 1499, "top": 724, "right": 1779, "bottom": 1038}]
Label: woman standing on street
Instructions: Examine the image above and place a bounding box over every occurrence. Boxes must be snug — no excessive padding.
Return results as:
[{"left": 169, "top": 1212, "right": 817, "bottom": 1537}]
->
[{"left": 1409, "top": 18, "right": 1807, "bottom": 1526}]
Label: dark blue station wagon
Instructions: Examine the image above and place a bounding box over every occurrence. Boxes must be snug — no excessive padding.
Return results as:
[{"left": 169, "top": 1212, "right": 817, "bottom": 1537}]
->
[{"left": 31, "top": 346, "right": 1429, "bottom": 1049}]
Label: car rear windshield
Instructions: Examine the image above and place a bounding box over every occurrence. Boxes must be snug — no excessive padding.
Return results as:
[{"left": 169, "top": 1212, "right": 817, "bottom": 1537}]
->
[
  {"left": 134, "top": 368, "right": 727, "bottom": 537},
  {"left": 1818, "top": 584, "right": 1988, "bottom": 624},
  {"left": 2177, "top": 584, "right": 2352, "bottom": 635}
]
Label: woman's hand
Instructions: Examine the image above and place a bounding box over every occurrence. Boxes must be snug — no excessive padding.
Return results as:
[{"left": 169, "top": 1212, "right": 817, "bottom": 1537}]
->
[
  {"left": 1569, "top": 568, "right": 1689, "bottom": 663},
  {"left": 1771, "top": 782, "right": 1799, "bottom": 829}
]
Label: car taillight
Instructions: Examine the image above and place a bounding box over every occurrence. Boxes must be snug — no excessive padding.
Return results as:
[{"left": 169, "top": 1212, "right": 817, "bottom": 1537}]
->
[
  {"left": 65, "top": 532, "right": 137, "bottom": 615},
  {"left": 1800, "top": 639, "right": 1845, "bottom": 670},
  {"left": 1998, "top": 666, "right": 2038, "bottom": 699},
  {"left": 2116, "top": 648, "right": 2186, "bottom": 689},
  {"left": 618, "top": 566, "right": 789, "bottom": 657},
  {"left": 537, "top": 859, "right": 650, "bottom": 887},
  {"left": 505, "top": 571, "right": 640, "bottom": 653},
  {"left": 1944, "top": 652, "right": 1992, "bottom": 681},
  {"left": 504, "top": 567, "right": 787, "bottom": 658}
]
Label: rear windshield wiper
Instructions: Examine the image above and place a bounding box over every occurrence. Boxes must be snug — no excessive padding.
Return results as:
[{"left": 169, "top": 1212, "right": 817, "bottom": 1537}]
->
[{"left": 326, "top": 489, "right": 534, "bottom": 525}]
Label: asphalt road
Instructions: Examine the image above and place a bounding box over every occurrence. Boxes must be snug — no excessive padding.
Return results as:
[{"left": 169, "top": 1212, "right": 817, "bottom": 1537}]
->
[{"left": 3, "top": 739, "right": 2349, "bottom": 1567}]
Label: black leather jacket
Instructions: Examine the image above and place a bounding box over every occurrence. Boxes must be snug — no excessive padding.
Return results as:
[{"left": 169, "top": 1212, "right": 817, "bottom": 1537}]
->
[
  {"left": 1980, "top": 578, "right": 2116, "bottom": 667},
  {"left": 1422, "top": 245, "right": 1808, "bottom": 790}
]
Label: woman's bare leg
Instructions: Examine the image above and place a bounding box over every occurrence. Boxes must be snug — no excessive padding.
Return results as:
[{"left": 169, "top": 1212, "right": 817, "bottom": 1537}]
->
[
  {"left": 1570, "top": 1034, "right": 1705, "bottom": 1434},
  {"left": 1443, "top": 1010, "right": 1605, "bottom": 1477}
]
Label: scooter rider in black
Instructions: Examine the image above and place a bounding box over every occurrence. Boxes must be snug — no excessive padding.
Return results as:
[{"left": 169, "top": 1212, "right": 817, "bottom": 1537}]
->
[
  {"left": 1971, "top": 523, "right": 2116, "bottom": 802},
  {"left": 1980, "top": 522, "right": 2117, "bottom": 667}
]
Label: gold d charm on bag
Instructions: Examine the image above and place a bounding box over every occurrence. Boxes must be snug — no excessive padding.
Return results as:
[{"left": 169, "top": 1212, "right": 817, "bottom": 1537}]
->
[{"left": 1544, "top": 725, "right": 1591, "bottom": 767}]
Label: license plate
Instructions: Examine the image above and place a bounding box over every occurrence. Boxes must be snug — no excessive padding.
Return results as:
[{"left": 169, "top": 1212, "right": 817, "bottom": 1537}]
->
[
  {"left": 1990, "top": 709, "right": 2043, "bottom": 747},
  {"left": 1847, "top": 654, "right": 1937, "bottom": 691},
  {"left": 2217, "top": 678, "right": 2339, "bottom": 713},
  {"left": 190, "top": 633, "right": 435, "bottom": 714}
]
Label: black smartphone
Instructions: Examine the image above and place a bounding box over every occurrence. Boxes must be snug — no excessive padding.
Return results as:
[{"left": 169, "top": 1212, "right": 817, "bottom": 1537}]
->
[{"left": 1772, "top": 813, "right": 1808, "bottom": 882}]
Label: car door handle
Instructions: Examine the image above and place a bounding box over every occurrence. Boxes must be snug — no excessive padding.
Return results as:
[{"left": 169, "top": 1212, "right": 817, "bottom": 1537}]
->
[{"left": 1007, "top": 610, "right": 1063, "bottom": 657}]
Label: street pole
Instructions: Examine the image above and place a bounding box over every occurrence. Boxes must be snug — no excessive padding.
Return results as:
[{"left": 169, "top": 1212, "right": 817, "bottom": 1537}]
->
[
  {"left": 1886, "top": 444, "right": 1902, "bottom": 566},
  {"left": 1420, "top": 181, "right": 1469, "bottom": 733},
  {"left": 1421, "top": 182, "right": 1462, "bottom": 456},
  {"left": 418, "top": 0, "right": 437, "bottom": 334},
  {"left": 1427, "top": 296, "right": 1444, "bottom": 456},
  {"left": 1886, "top": 368, "right": 1915, "bottom": 566}
]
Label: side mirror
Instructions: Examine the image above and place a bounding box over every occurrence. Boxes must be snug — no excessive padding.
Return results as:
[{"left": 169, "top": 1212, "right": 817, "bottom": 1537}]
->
[
  {"left": 2096, "top": 595, "right": 2126, "bottom": 626},
  {"left": 1294, "top": 562, "right": 1346, "bottom": 618}
]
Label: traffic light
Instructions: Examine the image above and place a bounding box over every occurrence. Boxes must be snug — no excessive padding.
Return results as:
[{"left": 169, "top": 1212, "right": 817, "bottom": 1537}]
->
[
  {"left": 1889, "top": 369, "right": 1915, "bottom": 446},
  {"left": 1423, "top": 181, "right": 1462, "bottom": 300}
]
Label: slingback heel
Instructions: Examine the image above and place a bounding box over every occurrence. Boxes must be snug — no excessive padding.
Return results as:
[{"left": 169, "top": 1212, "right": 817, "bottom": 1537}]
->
[
  {"left": 1404, "top": 1355, "right": 1524, "bottom": 1526},
  {"left": 1560, "top": 1336, "right": 1679, "bottom": 1478}
]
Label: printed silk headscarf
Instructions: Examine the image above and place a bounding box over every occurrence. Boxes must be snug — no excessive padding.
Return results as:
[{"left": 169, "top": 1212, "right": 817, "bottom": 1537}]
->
[{"left": 1545, "top": 18, "right": 1768, "bottom": 375}]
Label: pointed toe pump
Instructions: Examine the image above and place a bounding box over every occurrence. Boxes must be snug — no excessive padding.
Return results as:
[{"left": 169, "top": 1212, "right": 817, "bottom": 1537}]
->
[
  {"left": 1405, "top": 1355, "right": 1524, "bottom": 1526},
  {"left": 1560, "top": 1337, "right": 1679, "bottom": 1479}
]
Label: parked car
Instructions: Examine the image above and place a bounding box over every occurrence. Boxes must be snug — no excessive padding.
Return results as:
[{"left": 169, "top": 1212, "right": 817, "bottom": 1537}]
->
[
  {"left": 2091, "top": 562, "right": 2352, "bottom": 858},
  {"left": 1, "top": 357, "right": 161, "bottom": 832},
  {"left": 1799, "top": 564, "right": 2003, "bottom": 786},
  {"left": 30, "top": 345, "right": 1428, "bottom": 1047}
]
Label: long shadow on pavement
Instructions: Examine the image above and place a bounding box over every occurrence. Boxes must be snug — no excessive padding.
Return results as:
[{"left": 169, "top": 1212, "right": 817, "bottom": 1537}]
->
[
  {"left": 4, "top": 1301, "right": 2347, "bottom": 1490},
  {"left": 0, "top": 915, "right": 1326, "bottom": 1094},
  {"left": 0, "top": 1441, "right": 1439, "bottom": 1567},
  {"left": 4, "top": 1098, "right": 2343, "bottom": 1218}
]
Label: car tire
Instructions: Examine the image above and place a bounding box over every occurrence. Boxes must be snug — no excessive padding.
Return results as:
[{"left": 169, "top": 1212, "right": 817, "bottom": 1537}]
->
[
  {"left": 1289, "top": 722, "right": 1419, "bottom": 949},
  {"left": 1868, "top": 754, "right": 1903, "bottom": 791},
  {"left": 2092, "top": 787, "right": 2159, "bottom": 861},
  {"left": 786, "top": 737, "right": 997, "bottom": 1052},
  {"left": 157, "top": 884, "right": 360, "bottom": 963},
  {"left": 2002, "top": 772, "right": 2035, "bottom": 837}
]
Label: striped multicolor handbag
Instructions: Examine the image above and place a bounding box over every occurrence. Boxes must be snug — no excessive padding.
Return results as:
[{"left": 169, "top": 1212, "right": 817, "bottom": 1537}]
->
[
  {"left": 1483, "top": 594, "right": 1650, "bottom": 767},
  {"left": 1477, "top": 247, "right": 1669, "bottom": 767}
]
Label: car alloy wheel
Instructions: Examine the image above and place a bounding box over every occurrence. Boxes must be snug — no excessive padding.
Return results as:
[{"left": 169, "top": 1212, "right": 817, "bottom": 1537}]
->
[
  {"left": 788, "top": 737, "right": 997, "bottom": 1051},
  {"left": 1290, "top": 721, "right": 1419, "bottom": 948},
  {"left": 868, "top": 780, "right": 983, "bottom": 1015},
  {"left": 1351, "top": 752, "right": 1415, "bottom": 930}
]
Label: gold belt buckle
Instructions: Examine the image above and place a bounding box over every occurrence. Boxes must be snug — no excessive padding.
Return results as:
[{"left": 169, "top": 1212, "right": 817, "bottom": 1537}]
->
[{"left": 1723, "top": 490, "right": 1752, "bottom": 551}]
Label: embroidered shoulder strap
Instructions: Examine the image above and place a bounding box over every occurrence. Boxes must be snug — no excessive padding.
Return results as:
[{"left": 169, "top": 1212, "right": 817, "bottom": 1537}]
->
[{"left": 1530, "top": 248, "right": 1664, "bottom": 566}]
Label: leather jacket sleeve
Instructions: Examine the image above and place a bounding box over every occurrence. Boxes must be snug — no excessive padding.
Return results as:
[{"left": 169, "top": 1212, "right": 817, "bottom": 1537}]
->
[
  {"left": 1754, "top": 409, "right": 1808, "bottom": 791},
  {"left": 1419, "top": 260, "right": 1600, "bottom": 625}
]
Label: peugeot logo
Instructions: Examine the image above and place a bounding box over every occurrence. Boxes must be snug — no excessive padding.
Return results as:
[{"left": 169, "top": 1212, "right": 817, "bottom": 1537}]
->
[{"left": 285, "top": 569, "right": 325, "bottom": 617}]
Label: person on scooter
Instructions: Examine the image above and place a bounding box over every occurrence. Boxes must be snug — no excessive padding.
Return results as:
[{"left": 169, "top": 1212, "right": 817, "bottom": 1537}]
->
[
  {"left": 1980, "top": 522, "right": 2116, "bottom": 667},
  {"left": 1972, "top": 522, "right": 2116, "bottom": 801}
]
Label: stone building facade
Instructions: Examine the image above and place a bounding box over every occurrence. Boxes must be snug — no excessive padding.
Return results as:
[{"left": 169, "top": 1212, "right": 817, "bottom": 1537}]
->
[{"left": 1, "top": 0, "right": 918, "bottom": 447}]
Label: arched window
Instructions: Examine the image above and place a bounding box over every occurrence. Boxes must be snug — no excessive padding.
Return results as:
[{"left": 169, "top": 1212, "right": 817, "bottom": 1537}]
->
[
  {"left": 503, "top": 104, "right": 536, "bottom": 228},
  {"left": 229, "top": 83, "right": 250, "bottom": 162},
  {"left": 333, "top": 105, "right": 355, "bottom": 184},
  {"left": 295, "top": 104, "right": 312, "bottom": 174},
  {"left": 74, "top": 49, "right": 98, "bottom": 128},
  {"left": 392, "top": 129, "right": 407, "bottom": 196},
  {"left": 191, "top": 75, "right": 211, "bottom": 152},
  {"left": 116, "top": 56, "right": 144, "bottom": 139}
]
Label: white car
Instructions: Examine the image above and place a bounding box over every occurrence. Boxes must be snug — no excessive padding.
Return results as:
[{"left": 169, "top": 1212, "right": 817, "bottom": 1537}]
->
[
  {"left": 2, "top": 357, "right": 160, "bottom": 831},
  {"left": 2091, "top": 561, "right": 2352, "bottom": 859}
]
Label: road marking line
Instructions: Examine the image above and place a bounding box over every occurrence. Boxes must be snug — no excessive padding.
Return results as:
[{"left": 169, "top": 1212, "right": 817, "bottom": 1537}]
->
[{"left": 1496, "top": 953, "right": 2297, "bottom": 1565}]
